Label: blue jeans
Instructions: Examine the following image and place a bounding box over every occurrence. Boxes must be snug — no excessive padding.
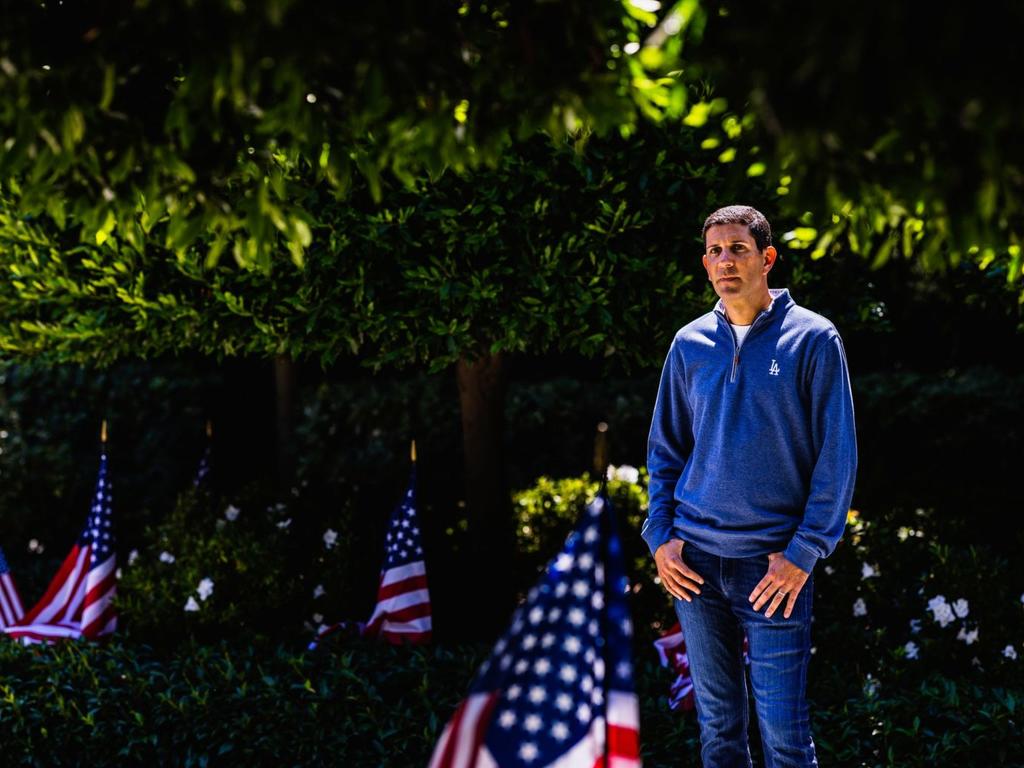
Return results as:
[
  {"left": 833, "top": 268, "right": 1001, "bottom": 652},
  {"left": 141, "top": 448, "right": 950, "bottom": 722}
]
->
[{"left": 672, "top": 540, "right": 817, "bottom": 768}]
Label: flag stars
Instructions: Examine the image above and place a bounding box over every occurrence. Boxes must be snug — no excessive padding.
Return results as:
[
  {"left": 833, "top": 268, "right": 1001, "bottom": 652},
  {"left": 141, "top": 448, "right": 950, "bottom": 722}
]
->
[
  {"left": 515, "top": 659, "right": 530, "bottom": 674},
  {"left": 577, "top": 703, "right": 591, "bottom": 722},
  {"left": 559, "top": 664, "right": 578, "bottom": 683},
  {"left": 498, "top": 710, "right": 516, "bottom": 729},
  {"left": 522, "top": 634, "right": 537, "bottom": 650},
  {"left": 529, "top": 607, "right": 544, "bottom": 624},
  {"left": 551, "top": 722, "right": 570, "bottom": 741},
  {"left": 528, "top": 686, "right": 546, "bottom": 704},
  {"left": 523, "top": 714, "right": 542, "bottom": 733},
  {"left": 564, "top": 636, "right": 582, "bottom": 654},
  {"left": 572, "top": 580, "right": 589, "bottom": 598},
  {"left": 555, "top": 693, "right": 573, "bottom": 712},
  {"left": 568, "top": 608, "right": 585, "bottom": 626},
  {"left": 518, "top": 742, "right": 539, "bottom": 763},
  {"left": 541, "top": 633, "right": 556, "bottom": 648},
  {"left": 507, "top": 684, "right": 522, "bottom": 700},
  {"left": 533, "top": 658, "right": 551, "bottom": 676}
]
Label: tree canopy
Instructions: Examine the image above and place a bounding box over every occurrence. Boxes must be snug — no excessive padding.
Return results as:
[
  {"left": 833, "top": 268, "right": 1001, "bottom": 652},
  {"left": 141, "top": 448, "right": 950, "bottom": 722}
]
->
[
  {"left": 0, "top": 123, "right": 753, "bottom": 368},
  {"left": 0, "top": 0, "right": 707, "bottom": 272}
]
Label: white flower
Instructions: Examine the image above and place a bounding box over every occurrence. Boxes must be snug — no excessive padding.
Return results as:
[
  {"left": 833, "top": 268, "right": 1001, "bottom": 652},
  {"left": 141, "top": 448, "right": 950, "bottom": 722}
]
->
[
  {"left": 115, "top": 568, "right": 123, "bottom": 580},
  {"left": 863, "top": 674, "right": 880, "bottom": 697},
  {"left": 323, "top": 528, "right": 338, "bottom": 549},
  {"left": 27, "top": 539, "right": 42, "bottom": 553},
  {"left": 312, "top": 613, "right": 323, "bottom": 624},
  {"left": 224, "top": 504, "right": 240, "bottom": 522},
  {"left": 1003, "top": 645, "right": 1017, "bottom": 660},
  {"left": 184, "top": 596, "right": 200, "bottom": 612},
  {"left": 852, "top": 597, "right": 867, "bottom": 617},
  {"left": 196, "top": 578, "right": 214, "bottom": 601},
  {"left": 276, "top": 518, "right": 292, "bottom": 530},
  {"left": 909, "top": 618, "right": 922, "bottom": 634},
  {"left": 957, "top": 625, "right": 979, "bottom": 645},
  {"left": 861, "top": 562, "right": 879, "bottom": 579},
  {"left": 612, "top": 464, "right": 640, "bottom": 484},
  {"left": 952, "top": 598, "right": 969, "bottom": 619},
  {"left": 127, "top": 549, "right": 139, "bottom": 566},
  {"left": 159, "top": 551, "right": 176, "bottom": 564},
  {"left": 927, "top": 595, "right": 955, "bottom": 627},
  {"left": 824, "top": 565, "right": 835, "bottom": 575},
  {"left": 313, "top": 584, "right": 325, "bottom": 599},
  {"left": 904, "top": 641, "right": 919, "bottom": 659}
]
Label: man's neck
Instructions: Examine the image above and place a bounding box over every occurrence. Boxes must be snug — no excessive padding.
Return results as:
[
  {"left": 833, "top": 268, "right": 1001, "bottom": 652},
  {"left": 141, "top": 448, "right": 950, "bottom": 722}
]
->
[{"left": 721, "top": 290, "right": 773, "bottom": 325}]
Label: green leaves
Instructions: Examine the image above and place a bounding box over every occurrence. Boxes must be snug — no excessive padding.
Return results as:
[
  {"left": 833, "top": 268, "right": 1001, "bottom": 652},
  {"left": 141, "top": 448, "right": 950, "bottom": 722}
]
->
[{"left": 0, "top": 0, "right": 707, "bottom": 275}]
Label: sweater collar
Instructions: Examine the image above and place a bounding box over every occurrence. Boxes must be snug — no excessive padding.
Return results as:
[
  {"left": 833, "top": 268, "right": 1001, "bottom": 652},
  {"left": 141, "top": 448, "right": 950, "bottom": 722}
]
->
[{"left": 714, "top": 287, "right": 794, "bottom": 323}]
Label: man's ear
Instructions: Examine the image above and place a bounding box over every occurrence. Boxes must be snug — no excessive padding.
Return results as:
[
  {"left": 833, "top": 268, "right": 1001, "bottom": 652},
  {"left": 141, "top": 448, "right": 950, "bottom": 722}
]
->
[{"left": 763, "top": 245, "right": 778, "bottom": 272}]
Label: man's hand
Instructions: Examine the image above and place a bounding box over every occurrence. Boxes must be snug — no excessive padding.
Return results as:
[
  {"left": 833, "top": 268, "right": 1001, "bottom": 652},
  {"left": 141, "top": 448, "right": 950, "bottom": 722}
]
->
[
  {"left": 749, "top": 552, "right": 810, "bottom": 618},
  {"left": 654, "top": 539, "right": 704, "bottom": 602}
]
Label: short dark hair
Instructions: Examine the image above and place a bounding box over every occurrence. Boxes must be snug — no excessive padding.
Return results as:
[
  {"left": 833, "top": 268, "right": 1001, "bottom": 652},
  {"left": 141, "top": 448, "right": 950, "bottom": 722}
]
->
[{"left": 702, "top": 205, "right": 772, "bottom": 252}]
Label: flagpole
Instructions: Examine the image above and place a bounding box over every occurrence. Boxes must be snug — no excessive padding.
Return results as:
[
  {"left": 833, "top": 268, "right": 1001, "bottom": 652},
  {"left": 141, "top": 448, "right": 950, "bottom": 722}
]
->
[
  {"left": 206, "top": 419, "right": 213, "bottom": 439},
  {"left": 593, "top": 421, "right": 609, "bottom": 497},
  {"left": 410, "top": 439, "right": 417, "bottom": 464},
  {"left": 593, "top": 421, "right": 611, "bottom": 767},
  {"left": 100, "top": 419, "right": 107, "bottom": 445}
]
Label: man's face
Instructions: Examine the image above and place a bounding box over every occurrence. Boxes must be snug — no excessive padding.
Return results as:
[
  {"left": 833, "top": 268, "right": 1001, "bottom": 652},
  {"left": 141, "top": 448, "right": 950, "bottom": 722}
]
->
[{"left": 702, "top": 222, "right": 775, "bottom": 301}]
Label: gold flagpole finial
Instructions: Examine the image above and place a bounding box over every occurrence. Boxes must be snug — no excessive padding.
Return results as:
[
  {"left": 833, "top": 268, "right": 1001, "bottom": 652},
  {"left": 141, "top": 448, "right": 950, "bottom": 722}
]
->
[
  {"left": 206, "top": 419, "right": 213, "bottom": 439},
  {"left": 410, "top": 439, "right": 417, "bottom": 463},
  {"left": 100, "top": 419, "right": 108, "bottom": 444}
]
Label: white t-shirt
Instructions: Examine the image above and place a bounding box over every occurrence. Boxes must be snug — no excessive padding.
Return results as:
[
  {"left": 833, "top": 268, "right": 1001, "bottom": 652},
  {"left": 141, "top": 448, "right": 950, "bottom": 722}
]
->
[{"left": 731, "top": 322, "right": 753, "bottom": 346}]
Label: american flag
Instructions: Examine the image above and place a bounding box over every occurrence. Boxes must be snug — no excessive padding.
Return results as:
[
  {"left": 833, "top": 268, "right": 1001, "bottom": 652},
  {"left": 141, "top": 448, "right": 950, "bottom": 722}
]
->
[
  {"left": 3, "top": 450, "right": 117, "bottom": 645},
  {"left": 0, "top": 546, "right": 24, "bottom": 629},
  {"left": 309, "top": 465, "right": 431, "bottom": 649},
  {"left": 653, "top": 620, "right": 749, "bottom": 712},
  {"left": 428, "top": 491, "right": 641, "bottom": 768}
]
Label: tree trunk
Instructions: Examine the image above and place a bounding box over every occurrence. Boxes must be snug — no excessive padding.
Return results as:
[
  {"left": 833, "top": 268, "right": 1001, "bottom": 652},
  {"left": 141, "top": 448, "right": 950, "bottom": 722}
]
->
[
  {"left": 456, "top": 350, "right": 516, "bottom": 639},
  {"left": 274, "top": 353, "right": 295, "bottom": 494}
]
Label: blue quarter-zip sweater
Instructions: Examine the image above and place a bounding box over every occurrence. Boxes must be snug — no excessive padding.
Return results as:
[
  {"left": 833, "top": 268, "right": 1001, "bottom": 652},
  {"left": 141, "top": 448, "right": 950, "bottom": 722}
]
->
[{"left": 642, "top": 287, "right": 857, "bottom": 574}]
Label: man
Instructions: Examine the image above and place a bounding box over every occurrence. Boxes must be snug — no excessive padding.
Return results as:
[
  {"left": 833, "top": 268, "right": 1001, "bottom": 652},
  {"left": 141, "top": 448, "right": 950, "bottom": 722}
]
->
[{"left": 642, "top": 204, "right": 857, "bottom": 767}]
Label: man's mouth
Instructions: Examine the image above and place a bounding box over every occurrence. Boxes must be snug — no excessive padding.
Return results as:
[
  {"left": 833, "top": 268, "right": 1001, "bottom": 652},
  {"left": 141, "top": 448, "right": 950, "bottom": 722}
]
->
[{"left": 719, "top": 276, "right": 740, "bottom": 282}]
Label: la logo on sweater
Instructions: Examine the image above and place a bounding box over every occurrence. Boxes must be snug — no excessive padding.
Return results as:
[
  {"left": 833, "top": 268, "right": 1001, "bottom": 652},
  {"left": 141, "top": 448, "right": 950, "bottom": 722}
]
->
[{"left": 768, "top": 359, "right": 781, "bottom": 376}]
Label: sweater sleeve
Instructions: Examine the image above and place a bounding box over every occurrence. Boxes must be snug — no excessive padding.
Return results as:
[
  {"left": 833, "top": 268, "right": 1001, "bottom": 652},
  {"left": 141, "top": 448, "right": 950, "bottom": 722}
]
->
[
  {"left": 783, "top": 332, "right": 858, "bottom": 574},
  {"left": 642, "top": 336, "right": 694, "bottom": 558}
]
